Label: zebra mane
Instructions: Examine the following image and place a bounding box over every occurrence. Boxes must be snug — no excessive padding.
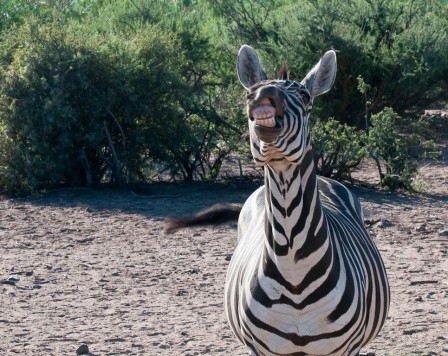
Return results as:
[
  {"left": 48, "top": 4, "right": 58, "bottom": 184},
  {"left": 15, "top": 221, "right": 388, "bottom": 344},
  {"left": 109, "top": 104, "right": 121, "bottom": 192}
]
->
[{"left": 278, "top": 62, "right": 289, "bottom": 80}]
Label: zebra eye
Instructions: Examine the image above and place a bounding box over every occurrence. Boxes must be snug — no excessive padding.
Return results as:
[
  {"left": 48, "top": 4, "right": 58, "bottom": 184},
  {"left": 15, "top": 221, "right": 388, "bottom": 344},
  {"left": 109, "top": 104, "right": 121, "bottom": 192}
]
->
[{"left": 297, "top": 90, "right": 311, "bottom": 106}]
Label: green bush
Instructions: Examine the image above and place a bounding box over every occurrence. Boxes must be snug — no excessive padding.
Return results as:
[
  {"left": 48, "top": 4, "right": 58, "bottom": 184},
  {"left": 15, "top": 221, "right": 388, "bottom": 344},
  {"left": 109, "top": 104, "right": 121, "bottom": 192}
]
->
[
  {"left": 289, "top": 0, "right": 448, "bottom": 126},
  {"left": 311, "top": 108, "right": 438, "bottom": 190},
  {"left": 0, "top": 24, "right": 113, "bottom": 191},
  {"left": 312, "top": 118, "right": 367, "bottom": 180},
  {"left": 0, "top": 1, "right": 39, "bottom": 34},
  {"left": 206, "top": 0, "right": 445, "bottom": 191},
  {"left": 0, "top": 4, "right": 244, "bottom": 192},
  {"left": 210, "top": 0, "right": 448, "bottom": 126},
  {"left": 0, "top": 1, "right": 444, "bottom": 193},
  {"left": 367, "top": 107, "right": 438, "bottom": 190},
  {"left": 0, "top": 21, "right": 186, "bottom": 192}
]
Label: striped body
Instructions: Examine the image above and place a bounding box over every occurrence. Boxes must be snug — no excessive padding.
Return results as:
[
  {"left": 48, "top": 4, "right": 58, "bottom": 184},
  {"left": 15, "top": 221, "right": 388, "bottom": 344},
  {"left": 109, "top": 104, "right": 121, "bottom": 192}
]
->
[
  {"left": 166, "top": 46, "right": 390, "bottom": 356},
  {"left": 225, "top": 173, "right": 389, "bottom": 355},
  {"left": 224, "top": 46, "right": 390, "bottom": 355}
]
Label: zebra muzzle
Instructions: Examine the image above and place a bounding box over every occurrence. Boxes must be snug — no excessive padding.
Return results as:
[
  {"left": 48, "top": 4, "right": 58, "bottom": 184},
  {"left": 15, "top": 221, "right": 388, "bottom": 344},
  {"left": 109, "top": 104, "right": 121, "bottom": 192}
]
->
[{"left": 251, "top": 98, "right": 283, "bottom": 143}]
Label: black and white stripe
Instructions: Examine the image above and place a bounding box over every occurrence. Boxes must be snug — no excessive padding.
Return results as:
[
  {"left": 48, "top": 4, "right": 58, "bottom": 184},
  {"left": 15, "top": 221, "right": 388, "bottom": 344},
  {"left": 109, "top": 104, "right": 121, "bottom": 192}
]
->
[
  {"left": 166, "top": 45, "right": 389, "bottom": 356},
  {"left": 225, "top": 168, "right": 389, "bottom": 355}
]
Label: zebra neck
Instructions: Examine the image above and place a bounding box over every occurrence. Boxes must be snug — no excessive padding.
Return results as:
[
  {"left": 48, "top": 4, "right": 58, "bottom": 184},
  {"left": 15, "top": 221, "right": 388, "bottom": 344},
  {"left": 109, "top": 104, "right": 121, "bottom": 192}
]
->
[{"left": 263, "top": 149, "right": 328, "bottom": 264}]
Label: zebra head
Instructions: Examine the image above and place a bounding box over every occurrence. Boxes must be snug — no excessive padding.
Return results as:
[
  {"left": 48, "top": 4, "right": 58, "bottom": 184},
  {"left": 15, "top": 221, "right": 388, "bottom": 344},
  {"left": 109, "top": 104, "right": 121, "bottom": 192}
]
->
[{"left": 237, "top": 45, "right": 337, "bottom": 166}]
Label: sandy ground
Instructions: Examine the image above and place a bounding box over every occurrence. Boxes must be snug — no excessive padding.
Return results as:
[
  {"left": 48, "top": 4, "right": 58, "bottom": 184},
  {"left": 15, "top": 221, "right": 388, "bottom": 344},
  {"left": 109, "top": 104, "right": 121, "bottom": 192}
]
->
[{"left": 1, "top": 155, "right": 447, "bottom": 355}]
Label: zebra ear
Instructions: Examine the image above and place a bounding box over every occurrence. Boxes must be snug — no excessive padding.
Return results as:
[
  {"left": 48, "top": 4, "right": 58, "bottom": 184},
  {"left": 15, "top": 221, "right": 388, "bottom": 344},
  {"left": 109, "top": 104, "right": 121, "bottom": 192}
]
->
[
  {"left": 301, "top": 50, "right": 337, "bottom": 98},
  {"left": 237, "top": 45, "right": 267, "bottom": 89}
]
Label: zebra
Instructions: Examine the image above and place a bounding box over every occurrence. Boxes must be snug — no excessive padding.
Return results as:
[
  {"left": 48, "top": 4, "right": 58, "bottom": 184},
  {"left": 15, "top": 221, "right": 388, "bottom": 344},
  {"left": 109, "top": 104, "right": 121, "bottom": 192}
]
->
[{"left": 166, "top": 45, "right": 390, "bottom": 356}]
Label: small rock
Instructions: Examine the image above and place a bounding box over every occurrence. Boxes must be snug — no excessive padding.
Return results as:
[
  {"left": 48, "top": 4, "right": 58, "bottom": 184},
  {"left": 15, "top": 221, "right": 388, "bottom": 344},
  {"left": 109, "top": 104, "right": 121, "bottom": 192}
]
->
[
  {"left": 426, "top": 291, "right": 436, "bottom": 299},
  {"left": 415, "top": 223, "right": 427, "bottom": 232},
  {"left": 75, "top": 237, "right": 95, "bottom": 244},
  {"left": 159, "top": 342, "right": 172, "bottom": 349},
  {"left": 375, "top": 218, "right": 392, "bottom": 229},
  {"left": 186, "top": 268, "right": 200, "bottom": 274},
  {"left": 403, "top": 329, "right": 416, "bottom": 335},
  {"left": 46, "top": 266, "right": 63, "bottom": 272},
  {"left": 1, "top": 279, "right": 15, "bottom": 285},
  {"left": 438, "top": 229, "right": 448, "bottom": 237},
  {"left": 7, "top": 275, "right": 20, "bottom": 282},
  {"left": 176, "top": 289, "right": 187, "bottom": 296},
  {"left": 76, "top": 344, "right": 89, "bottom": 355}
]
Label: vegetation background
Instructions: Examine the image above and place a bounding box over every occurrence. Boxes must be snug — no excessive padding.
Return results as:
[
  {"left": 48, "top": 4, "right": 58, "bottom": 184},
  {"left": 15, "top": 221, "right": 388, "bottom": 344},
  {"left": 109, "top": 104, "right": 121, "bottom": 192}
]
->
[{"left": 0, "top": 0, "right": 447, "bottom": 194}]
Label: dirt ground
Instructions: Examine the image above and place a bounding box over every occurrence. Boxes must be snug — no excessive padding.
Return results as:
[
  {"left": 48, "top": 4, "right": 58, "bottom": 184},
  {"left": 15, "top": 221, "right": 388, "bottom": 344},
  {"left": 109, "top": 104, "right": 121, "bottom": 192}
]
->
[{"left": 1, "top": 152, "right": 447, "bottom": 355}]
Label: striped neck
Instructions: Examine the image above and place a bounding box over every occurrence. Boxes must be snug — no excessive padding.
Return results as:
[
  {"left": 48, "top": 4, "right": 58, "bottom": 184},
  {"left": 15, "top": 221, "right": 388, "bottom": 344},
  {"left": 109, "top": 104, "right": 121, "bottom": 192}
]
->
[{"left": 263, "top": 147, "right": 329, "bottom": 277}]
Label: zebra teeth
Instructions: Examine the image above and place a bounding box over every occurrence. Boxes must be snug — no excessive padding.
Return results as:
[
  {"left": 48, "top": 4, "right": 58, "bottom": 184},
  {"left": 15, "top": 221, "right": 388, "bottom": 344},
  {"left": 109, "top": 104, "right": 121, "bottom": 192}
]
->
[
  {"left": 252, "top": 104, "right": 276, "bottom": 119},
  {"left": 252, "top": 104, "right": 277, "bottom": 127},
  {"left": 255, "top": 116, "right": 276, "bottom": 127}
]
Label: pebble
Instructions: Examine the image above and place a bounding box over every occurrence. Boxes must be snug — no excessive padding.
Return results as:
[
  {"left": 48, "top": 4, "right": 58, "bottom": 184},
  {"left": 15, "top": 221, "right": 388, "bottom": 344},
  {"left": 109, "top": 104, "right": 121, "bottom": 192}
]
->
[
  {"left": 403, "top": 329, "right": 416, "bottom": 335},
  {"left": 426, "top": 291, "right": 436, "bottom": 299},
  {"left": 159, "top": 342, "right": 172, "bottom": 349},
  {"left": 76, "top": 344, "right": 89, "bottom": 355},
  {"left": 1, "top": 279, "right": 15, "bottom": 285},
  {"left": 375, "top": 218, "right": 392, "bottom": 228},
  {"left": 46, "top": 266, "right": 63, "bottom": 272},
  {"left": 415, "top": 223, "right": 427, "bottom": 232}
]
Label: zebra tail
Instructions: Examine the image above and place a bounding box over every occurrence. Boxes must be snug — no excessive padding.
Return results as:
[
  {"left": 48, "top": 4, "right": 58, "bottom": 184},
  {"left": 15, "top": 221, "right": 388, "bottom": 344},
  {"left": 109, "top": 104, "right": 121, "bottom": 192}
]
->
[{"left": 165, "top": 203, "right": 242, "bottom": 234}]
